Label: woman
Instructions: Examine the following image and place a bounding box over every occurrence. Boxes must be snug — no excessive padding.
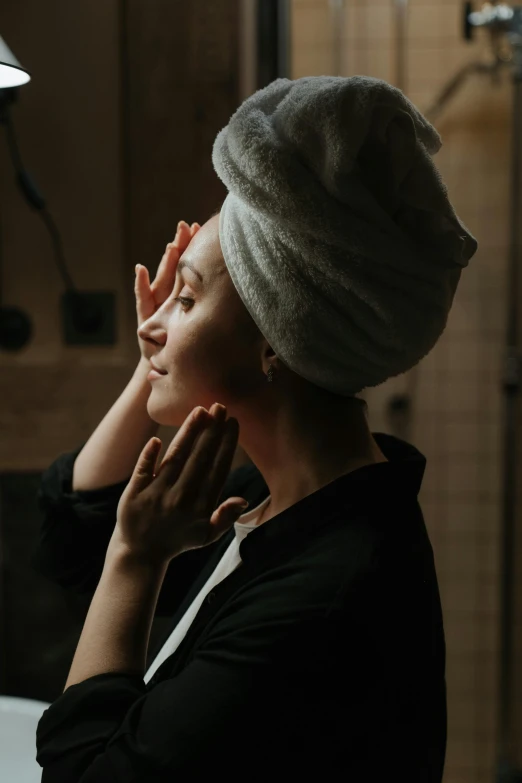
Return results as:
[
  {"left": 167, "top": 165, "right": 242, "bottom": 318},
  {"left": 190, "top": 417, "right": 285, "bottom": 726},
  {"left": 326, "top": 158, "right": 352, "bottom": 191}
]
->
[
  {"left": 138, "top": 208, "right": 390, "bottom": 529},
  {"left": 33, "top": 75, "right": 477, "bottom": 781}
]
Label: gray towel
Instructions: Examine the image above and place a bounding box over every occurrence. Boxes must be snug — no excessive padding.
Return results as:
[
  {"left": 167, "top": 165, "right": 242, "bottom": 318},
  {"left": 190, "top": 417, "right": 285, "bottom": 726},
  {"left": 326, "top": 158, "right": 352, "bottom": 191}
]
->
[{"left": 212, "top": 75, "right": 478, "bottom": 396}]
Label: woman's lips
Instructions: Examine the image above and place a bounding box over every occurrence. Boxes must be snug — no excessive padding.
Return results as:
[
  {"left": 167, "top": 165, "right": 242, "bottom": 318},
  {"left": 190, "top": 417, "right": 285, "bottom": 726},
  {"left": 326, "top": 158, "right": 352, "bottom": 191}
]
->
[
  {"left": 150, "top": 361, "right": 167, "bottom": 375},
  {"left": 148, "top": 368, "right": 167, "bottom": 380}
]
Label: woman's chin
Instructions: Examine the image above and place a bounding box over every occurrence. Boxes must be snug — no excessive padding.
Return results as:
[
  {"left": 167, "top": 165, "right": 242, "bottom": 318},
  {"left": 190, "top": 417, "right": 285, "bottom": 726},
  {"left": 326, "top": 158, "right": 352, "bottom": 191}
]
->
[
  {"left": 146, "top": 398, "right": 192, "bottom": 429},
  {"left": 145, "top": 398, "right": 172, "bottom": 427}
]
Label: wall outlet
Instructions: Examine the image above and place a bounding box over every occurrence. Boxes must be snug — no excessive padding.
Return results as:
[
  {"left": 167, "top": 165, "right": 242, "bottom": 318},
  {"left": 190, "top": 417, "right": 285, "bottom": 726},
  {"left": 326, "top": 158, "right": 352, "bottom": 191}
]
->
[{"left": 61, "top": 291, "right": 116, "bottom": 346}]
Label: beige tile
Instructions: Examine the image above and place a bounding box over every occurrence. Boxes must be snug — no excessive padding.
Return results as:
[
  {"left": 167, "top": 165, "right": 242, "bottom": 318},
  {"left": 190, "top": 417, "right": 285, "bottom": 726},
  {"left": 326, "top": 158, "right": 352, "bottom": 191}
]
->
[
  {"left": 445, "top": 531, "right": 485, "bottom": 576},
  {"left": 478, "top": 461, "right": 502, "bottom": 500},
  {"left": 446, "top": 422, "right": 485, "bottom": 466},
  {"left": 406, "top": 47, "right": 446, "bottom": 89},
  {"left": 343, "top": 43, "right": 356, "bottom": 76},
  {"left": 418, "top": 331, "right": 450, "bottom": 373},
  {"left": 447, "top": 700, "right": 477, "bottom": 739},
  {"left": 476, "top": 343, "right": 504, "bottom": 378},
  {"left": 414, "top": 373, "right": 444, "bottom": 412},
  {"left": 404, "top": 86, "right": 438, "bottom": 113},
  {"left": 439, "top": 2, "right": 471, "bottom": 40},
  {"left": 476, "top": 576, "right": 500, "bottom": 613},
  {"left": 474, "top": 655, "right": 499, "bottom": 693},
  {"left": 445, "top": 302, "right": 480, "bottom": 339},
  {"left": 412, "top": 0, "right": 465, "bottom": 4},
  {"left": 443, "top": 765, "right": 480, "bottom": 783},
  {"left": 446, "top": 651, "right": 478, "bottom": 694},
  {"left": 352, "top": 47, "right": 392, "bottom": 79},
  {"left": 445, "top": 735, "right": 479, "bottom": 770},
  {"left": 442, "top": 42, "right": 486, "bottom": 74},
  {"left": 444, "top": 613, "right": 481, "bottom": 655},
  {"left": 474, "top": 750, "right": 497, "bottom": 783},
  {"left": 472, "top": 207, "right": 509, "bottom": 249},
  {"left": 443, "top": 579, "right": 498, "bottom": 620},
  {"left": 477, "top": 295, "right": 507, "bottom": 336},
  {"left": 476, "top": 421, "right": 503, "bottom": 460},
  {"left": 440, "top": 378, "right": 481, "bottom": 416},
  {"left": 443, "top": 420, "right": 480, "bottom": 456},
  {"left": 292, "top": 43, "right": 336, "bottom": 78},
  {"left": 444, "top": 458, "right": 480, "bottom": 495},
  {"left": 420, "top": 462, "right": 444, "bottom": 495},
  {"left": 344, "top": 2, "right": 393, "bottom": 42},
  {"left": 407, "top": 3, "right": 444, "bottom": 40},
  {"left": 476, "top": 501, "right": 501, "bottom": 539},
  {"left": 444, "top": 501, "right": 481, "bottom": 534},
  {"left": 363, "top": 3, "right": 394, "bottom": 41},
  {"left": 363, "top": 45, "right": 394, "bottom": 81},
  {"left": 444, "top": 169, "right": 485, "bottom": 216},
  {"left": 422, "top": 499, "right": 449, "bottom": 534},
  {"left": 444, "top": 339, "right": 480, "bottom": 376},
  {"left": 291, "top": 2, "right": 333, "bottom": 46}
]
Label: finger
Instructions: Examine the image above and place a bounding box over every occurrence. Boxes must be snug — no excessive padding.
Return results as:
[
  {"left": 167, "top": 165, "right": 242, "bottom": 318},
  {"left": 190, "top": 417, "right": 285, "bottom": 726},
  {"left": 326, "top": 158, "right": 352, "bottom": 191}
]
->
[
  {"left": 151, "top": 242, "right": 179, "bottom": 297},
  {"left": 152, "top": 222, "right": 192, "bottom": 299},
  {"left": 154, "top": 407, "right": 211, "bottom": 490},
  {"left": 194, "top": 417, "right": 240, "bottom": 506},
  {"left": 211, "top": 498, "right": 249, "bottom": 524},
  {"left": 209, "top": 498, "right": 249, "bottom": 540},
  {"left": 168, "top": 221, "right": 191, "bottom": 255},
  {"left": 127, "top": 437, "right": 162, "bottom": 496},
  {"left": 135, "top": 264, "right": 154, "bottom": 322},
  {"left": 152, "top": 219, "right": 188, "bottom": 291}
]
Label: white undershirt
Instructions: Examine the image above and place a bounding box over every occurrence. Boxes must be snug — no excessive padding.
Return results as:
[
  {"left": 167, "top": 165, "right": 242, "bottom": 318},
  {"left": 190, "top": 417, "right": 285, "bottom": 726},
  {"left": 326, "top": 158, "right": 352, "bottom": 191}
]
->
[{"left": 144, "top": 494, "right": 272, "bottom": 684}]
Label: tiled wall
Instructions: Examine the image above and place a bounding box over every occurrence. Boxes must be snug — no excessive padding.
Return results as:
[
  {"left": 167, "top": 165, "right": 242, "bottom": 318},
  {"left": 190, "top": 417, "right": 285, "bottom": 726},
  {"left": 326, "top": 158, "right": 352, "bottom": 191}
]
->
[{"left": 290, "top": 1, "right": 515, "bottom": 781}]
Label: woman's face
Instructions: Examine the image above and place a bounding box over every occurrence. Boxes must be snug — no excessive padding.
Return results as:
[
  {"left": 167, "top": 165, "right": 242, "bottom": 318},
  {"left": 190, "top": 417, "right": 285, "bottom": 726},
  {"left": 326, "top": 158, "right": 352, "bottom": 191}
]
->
[{"left": 138, "top": 214, "right": 265, "bottom": 428}]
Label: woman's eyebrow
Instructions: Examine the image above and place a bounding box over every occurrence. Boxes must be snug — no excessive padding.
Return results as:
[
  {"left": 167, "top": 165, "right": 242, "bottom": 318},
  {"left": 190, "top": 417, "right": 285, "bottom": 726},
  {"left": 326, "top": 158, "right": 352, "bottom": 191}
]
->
[{"left": 177, "top": 259, "right": 204, "bottom": 283}]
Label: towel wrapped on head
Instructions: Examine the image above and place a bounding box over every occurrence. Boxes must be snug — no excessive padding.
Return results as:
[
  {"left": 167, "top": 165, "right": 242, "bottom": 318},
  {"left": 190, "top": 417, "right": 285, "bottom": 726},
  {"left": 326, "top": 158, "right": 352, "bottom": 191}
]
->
[{"left": 212, "top": 75, "right": 478, "bottom": 396}]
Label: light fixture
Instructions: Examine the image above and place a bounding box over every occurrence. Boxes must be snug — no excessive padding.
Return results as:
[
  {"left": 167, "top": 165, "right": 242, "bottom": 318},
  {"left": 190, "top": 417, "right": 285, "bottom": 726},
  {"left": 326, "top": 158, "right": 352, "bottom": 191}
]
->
[{"left": 0, "top": 35, "right": 30, "bottom": 88}]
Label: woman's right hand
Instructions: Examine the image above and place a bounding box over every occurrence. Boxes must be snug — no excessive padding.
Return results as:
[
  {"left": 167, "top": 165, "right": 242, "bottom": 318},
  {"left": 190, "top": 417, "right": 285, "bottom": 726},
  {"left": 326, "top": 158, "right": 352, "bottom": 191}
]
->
[{"left": 135, "top": 220, "right": 201, "bottom": 361}]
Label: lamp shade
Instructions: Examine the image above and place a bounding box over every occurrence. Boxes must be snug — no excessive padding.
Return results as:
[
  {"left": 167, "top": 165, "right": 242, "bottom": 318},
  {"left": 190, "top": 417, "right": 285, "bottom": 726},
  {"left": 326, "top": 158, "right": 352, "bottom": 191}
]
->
[{"left": 0, "top": 35, "right": 30, "bottom": 88}]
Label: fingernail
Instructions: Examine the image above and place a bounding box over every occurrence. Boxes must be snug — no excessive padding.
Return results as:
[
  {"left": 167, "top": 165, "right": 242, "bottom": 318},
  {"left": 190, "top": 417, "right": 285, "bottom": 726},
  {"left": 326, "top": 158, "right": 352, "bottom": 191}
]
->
[
  {"left": 239, "top": 501, "right": 249, "bottom": 510},
  {"left": 135, "top": 264, "right": 140, "bottom": 274}
]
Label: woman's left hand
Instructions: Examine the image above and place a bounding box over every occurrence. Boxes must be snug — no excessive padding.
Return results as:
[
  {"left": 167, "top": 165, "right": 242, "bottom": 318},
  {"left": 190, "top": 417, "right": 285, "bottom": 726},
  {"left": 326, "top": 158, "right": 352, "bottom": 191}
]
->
[{"left": 110, "top": 404, "right": 249, "bottom": 566}]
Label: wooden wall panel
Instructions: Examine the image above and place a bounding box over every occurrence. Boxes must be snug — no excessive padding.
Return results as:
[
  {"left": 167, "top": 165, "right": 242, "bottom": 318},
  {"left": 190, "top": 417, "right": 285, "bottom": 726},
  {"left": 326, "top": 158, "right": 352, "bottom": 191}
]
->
[
  {"left": 0, "top": 0, "right": 245, "bottom": 699},
  {"left": 122, "top": 0, "right": 240, "bottom": 282},
  {"left": 1, "top": 0, "right": 242, "bottom": 471}
]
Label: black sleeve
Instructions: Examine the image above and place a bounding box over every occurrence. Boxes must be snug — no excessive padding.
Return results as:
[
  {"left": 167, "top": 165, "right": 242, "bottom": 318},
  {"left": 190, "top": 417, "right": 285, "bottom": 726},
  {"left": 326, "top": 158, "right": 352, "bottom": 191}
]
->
[
  {"left": 30, "top": 444, "right": 266, "bottom": 617},
  {"left": 35, "top": 569, "right": 336, "bottom": 781}
]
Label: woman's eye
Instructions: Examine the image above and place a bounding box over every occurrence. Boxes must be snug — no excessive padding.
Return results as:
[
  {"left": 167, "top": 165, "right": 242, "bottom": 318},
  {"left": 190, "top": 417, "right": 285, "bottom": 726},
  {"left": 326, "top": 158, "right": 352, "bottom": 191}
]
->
[{"left": 174, "top": 296, "right": 194, "bottom": 311}]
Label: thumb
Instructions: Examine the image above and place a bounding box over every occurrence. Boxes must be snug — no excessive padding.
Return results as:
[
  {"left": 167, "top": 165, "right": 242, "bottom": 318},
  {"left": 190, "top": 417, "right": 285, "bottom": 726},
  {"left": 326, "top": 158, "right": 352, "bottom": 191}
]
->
[
  {"left": 210, "top": 497, "right": 250, "bottom": 534},
  {"left": 128, "top": 437, "right": 162, "bottom": 495},
  {"left": 226, "top": 497, "right": 250, "bottom": 514}
]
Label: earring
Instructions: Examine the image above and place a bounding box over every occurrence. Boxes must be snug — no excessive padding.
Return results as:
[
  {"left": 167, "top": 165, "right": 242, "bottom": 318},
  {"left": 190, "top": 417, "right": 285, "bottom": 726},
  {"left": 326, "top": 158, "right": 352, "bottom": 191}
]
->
[{"left": 266, "top": 363, "right": 276, "bottom": 383}]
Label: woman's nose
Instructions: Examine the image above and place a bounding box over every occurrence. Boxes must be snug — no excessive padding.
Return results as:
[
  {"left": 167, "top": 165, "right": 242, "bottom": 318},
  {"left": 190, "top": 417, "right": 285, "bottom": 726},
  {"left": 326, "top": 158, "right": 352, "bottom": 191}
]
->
[{"left": 138, "top": 318, "right": 166, "bottom": 347}]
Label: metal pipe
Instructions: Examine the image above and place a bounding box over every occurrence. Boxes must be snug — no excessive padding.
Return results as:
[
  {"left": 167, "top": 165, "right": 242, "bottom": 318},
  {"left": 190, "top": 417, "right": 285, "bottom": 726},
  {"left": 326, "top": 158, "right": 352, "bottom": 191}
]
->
[
  {"left": 422, "top": 58, "right": 508, "bottom": 124},
  {"left": 498, "top": 28, "right": 522, "bottom": 780},
  {"left": 458, "top": 5, "right": 522, "bottom": 781},
  {"left": 238, "top": 0, "right": 258, "bottom": 102},
  {"left": 330, "top": 0, "right": 346, "bottom": 76},
  {"left": 277, "top": 0, "right": 292, "bottom": 79},
  {"left": 394, "top": 0, "right": 408, "bottom": 92},
  {"left": 386, "top": 0, "right": 417, "bottom": 443}
]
